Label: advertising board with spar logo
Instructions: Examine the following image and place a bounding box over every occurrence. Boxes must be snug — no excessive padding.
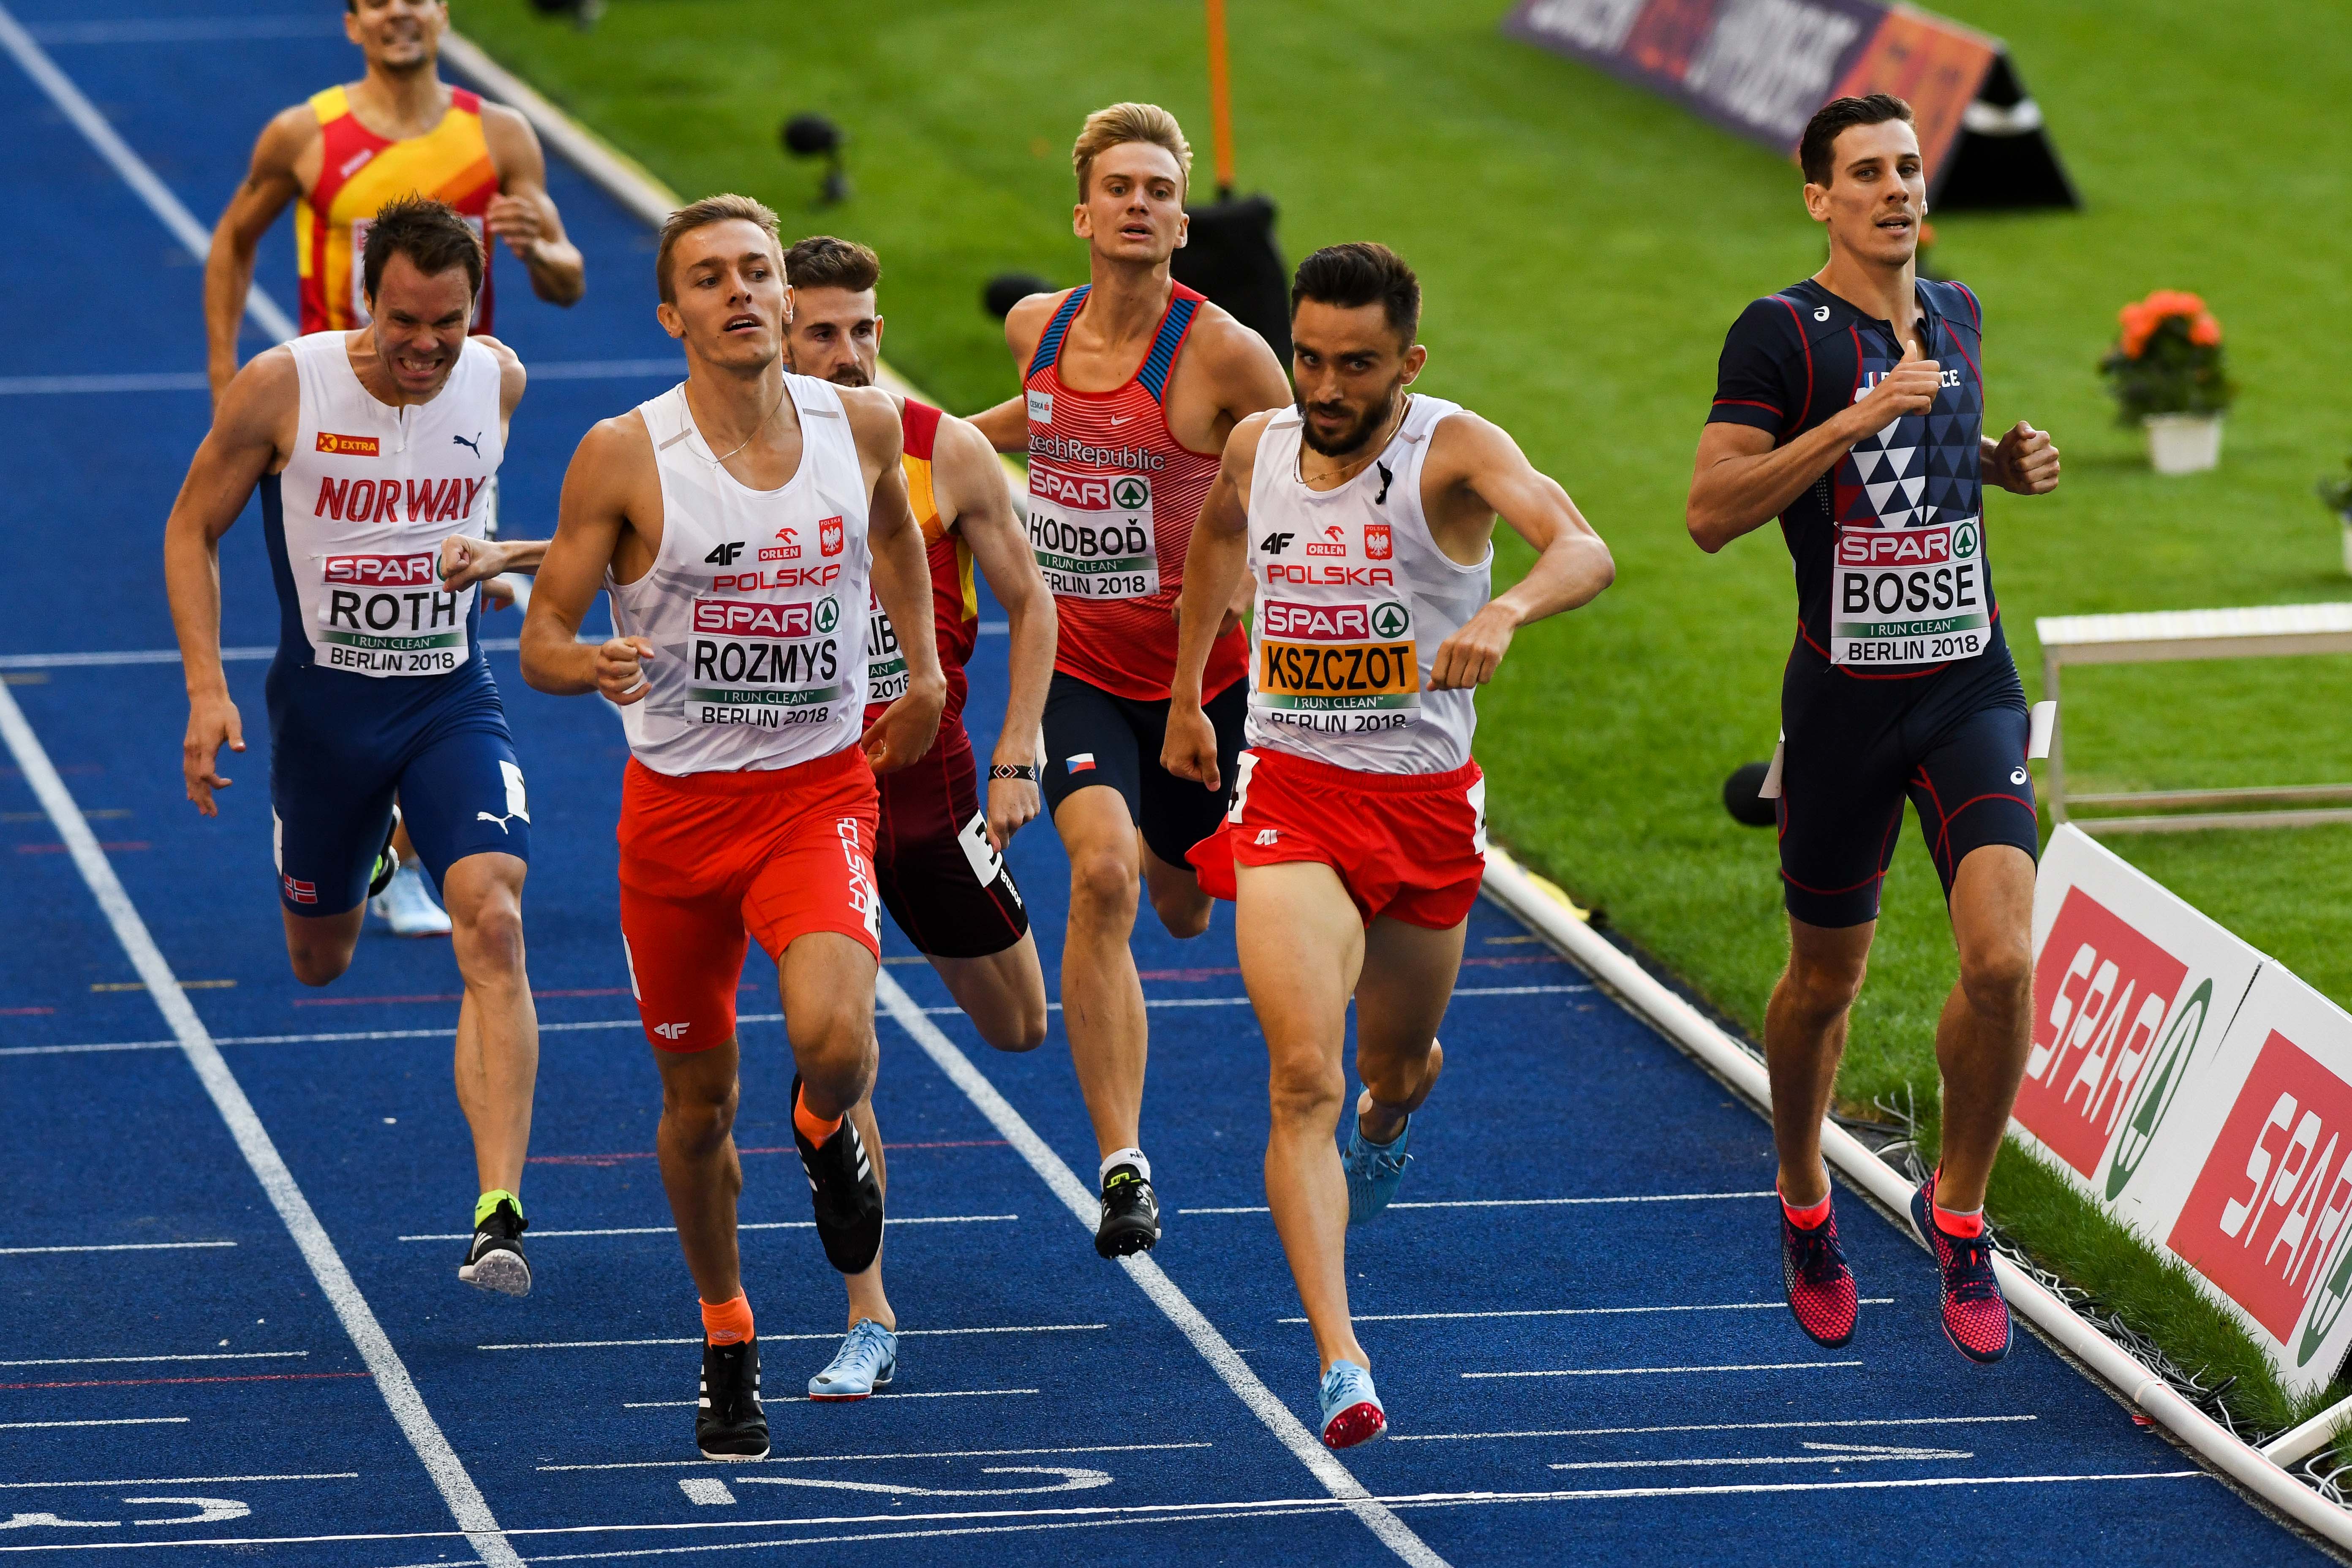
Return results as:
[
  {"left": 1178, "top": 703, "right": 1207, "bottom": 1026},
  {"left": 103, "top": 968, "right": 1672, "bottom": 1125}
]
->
[{"left": 2017, "top": 826, "right": 2352, "bottom": 1394}]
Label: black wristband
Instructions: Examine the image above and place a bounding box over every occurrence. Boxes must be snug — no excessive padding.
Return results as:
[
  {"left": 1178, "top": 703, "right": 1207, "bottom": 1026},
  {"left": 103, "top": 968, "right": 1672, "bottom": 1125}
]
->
[{"left": 988, "top": 763, "right": 1038, "bottom": 782}]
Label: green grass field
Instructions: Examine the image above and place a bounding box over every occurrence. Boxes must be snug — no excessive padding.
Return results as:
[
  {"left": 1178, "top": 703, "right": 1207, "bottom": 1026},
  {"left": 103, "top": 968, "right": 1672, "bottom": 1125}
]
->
[{"left": 452, "top": 0, "right": 2352, "bottom": 1434}]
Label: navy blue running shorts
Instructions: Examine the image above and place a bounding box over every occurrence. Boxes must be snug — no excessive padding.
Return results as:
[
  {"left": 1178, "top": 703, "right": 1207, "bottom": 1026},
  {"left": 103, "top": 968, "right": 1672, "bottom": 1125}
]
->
[
  {"left": 266, "top": 657, "right": 530, "bottom": 916},
  {"left": 1775, "top": 643, "right": 2038, "bottom": 929},
  {"left": 1041, "top": 671, "right": 1244, "bottom": 871}
]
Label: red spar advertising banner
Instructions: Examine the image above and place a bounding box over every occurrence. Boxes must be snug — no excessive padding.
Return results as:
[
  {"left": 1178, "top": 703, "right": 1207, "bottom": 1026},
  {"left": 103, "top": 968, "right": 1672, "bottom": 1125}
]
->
[{"left": 2018, "top": 828, "right": 2352, "bottom": 1395}]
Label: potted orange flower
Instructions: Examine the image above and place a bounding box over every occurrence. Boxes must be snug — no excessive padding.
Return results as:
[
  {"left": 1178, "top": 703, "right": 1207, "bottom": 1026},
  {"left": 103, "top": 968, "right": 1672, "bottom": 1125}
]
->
[{"left": 2099, "top": 290, "right": 2232, "bottom": 474}]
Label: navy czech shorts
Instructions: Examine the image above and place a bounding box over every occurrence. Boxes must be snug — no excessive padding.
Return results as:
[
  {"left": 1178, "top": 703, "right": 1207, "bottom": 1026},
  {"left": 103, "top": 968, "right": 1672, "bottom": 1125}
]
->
[
  {"left": 266, "top": 656, "right": 530, "bottom": 916},
  {"left": 1041, "top": 671, "right": 1244, "bottom": 871},
  {"left": 1775, "top": 637, "right": 2038, "bottom": 929}
]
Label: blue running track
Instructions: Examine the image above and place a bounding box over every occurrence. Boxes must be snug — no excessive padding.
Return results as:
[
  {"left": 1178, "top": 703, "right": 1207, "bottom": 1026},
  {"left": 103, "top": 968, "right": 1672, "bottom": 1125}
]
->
[{"left": 0, "top": 4, "right": 2326, "bottom": 1564}]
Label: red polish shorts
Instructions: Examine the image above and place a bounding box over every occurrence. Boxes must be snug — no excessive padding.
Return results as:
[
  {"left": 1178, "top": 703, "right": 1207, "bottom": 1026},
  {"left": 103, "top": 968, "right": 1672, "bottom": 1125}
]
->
[
  {"left": 617, "top": 746, "right": 881, "bottom": 1052},
  {"left": 1187, "top": 749, "right": 1488, "bottom": 930}
]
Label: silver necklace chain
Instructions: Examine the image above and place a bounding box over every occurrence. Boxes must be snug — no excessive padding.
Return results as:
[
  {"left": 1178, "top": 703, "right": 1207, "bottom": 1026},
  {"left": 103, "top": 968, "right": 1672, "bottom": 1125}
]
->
[{"left": 698, "top": 381, "right": 788, "bottom": 466}]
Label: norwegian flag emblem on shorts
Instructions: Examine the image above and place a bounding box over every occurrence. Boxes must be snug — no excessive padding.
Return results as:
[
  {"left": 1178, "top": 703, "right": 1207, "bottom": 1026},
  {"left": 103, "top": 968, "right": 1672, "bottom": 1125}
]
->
[{"left": 283, "top": 875, "right": 318, "bottom": 905}]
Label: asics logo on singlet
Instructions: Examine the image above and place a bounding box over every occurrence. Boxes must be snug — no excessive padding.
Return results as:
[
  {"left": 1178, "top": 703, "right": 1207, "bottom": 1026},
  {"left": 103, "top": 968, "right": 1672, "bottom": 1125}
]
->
[
  {"left": 1258, "top": 532, "right": 1296, "bottom": 554},
  {"left": 653, "top": 1021, "right": 691, "bottom": 1040},
  {"left": 452, "top": 432, "right": 483, "bottom": 458},
  {"left": 2011, "top": 768, "right": 2030, "bottom": 786},
  {"left": 1815, "top": 305, "right": 1832, "bottom": 321}
]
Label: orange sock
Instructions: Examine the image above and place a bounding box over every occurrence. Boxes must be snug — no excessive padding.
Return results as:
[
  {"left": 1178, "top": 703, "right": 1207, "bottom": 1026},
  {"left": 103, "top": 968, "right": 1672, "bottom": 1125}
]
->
[
  {"left": 793, "top": 1086, "right": 843, "bottom": 1147},
  {"left": 700, "top": 1294, "right": 754, "bottom": 1346}
]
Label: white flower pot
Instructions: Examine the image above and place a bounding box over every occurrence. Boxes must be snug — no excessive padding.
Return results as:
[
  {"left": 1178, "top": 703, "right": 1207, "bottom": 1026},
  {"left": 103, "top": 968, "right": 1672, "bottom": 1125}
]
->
[{"left": 2144, "top": 413, "right": 2223, "bottom": 475}]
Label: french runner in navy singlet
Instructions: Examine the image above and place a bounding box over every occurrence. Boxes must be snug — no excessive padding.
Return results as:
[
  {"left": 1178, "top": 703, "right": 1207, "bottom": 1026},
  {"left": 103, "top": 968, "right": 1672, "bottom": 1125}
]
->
[
  {"left": 1687, "top": 96, "right": 2062, "bottom": 1365},
  {"left": 165, "top": 199, "right": 553, "bottom": 1295},
  {"left": 968, "top": 103, "right": 1293, "bottom": 1260},
  {"left": 1166, "top": 245, "right": 1613, "bottom": 1448}
]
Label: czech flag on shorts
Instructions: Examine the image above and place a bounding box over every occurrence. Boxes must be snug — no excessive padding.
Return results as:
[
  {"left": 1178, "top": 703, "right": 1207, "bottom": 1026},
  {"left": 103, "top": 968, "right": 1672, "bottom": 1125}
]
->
[{"left": 1067, "top": 753, "right": 1096, "bottom": 773}]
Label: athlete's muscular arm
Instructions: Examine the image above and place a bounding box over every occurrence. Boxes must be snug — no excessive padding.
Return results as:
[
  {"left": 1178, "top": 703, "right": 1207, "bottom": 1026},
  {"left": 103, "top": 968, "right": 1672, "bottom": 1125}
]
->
[
  {"left": 1686, "top": 338, "right": 1942, "bottom": 552},
  {"left": 164, "top": 350, "right": 297, "bottom": 815},
  {"left": 1422, "top": 414, "right": 1614, "bottom": 692},
  {"left": 968, "top": 292, "right": 1066, "bottom": 452},
  {"left": 522, "top": 415, "right": 660, "bottom": 703},
  {"left": 848, "top": 388, "right": 946, "bottom": 774},
  {"left": 436, "top": 341, "right": 542, "bottom": 598},
  {"left": 204, "top": 106, "right": 313, "bottom": 404},
  {"left": 936, "top": 414, "right": 1056, "bottom": 849},
  {"left": 1162, "top": 414, "right": 1267, "bottom": 792},
  {"left": 1982, "top": 421, "right": 2061, "bottom": 495},
  {"left": 479, "top": 106, "right": 585, "bottom": 307}
]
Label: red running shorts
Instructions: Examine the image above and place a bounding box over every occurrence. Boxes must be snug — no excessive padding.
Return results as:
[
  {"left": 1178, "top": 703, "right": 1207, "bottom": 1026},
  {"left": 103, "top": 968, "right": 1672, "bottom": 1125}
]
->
[
  {"left": 1187, "top": 749, "right": 1487, "bottom": 930},
  {"left": 617, "top": 745, "right": 881, "bottom": 1052}
]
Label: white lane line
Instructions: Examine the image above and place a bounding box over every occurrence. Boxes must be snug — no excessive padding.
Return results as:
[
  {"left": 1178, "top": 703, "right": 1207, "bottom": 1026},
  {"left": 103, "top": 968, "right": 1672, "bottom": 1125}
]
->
[
  {"left": 1284, "top": 1298, "right": 1895, "bottom": 1323},
  {"left": 1550, "top": 1440, "right": 1971, "bottom": 1473},
  {"left": 1462, "top": 1360, "right": 1862, "bottom": 1379},
  {"left": 0, "top": 681, "right": 515, "bottom": 1568},
  {"left": 0, "top": 1472, "right": 2211, "bottom": 1558},
  {"left": 622, "top": 1390, "right": 1038, "bottom": 1408},
  {"left": 482, "top": 1324, "right": 1105, "bottom": 1352},
  {"left": 0, "top": 1351, "right": 306, "bottom": 1368},
  {"left": 397, "top": 1215, "right": 1015, "bottom": 1242},
  {"left": 7, "top": 983, "right": 1580, "bottom": 1059},
  {"left": 0, "top": 1240, "right": 235, "bottom": 1255},
  {"left": 0, "top": 1473, "right": 357, "bottom": 1490},
  {"left": 1392, "top": 1414, "right": 2039, "bottom": 1443},
  {"left": 0, "top": 1418, "right": 191, "bottom": 1431},
  {"left": 875, "top": 970, "right": 1449, "bottom": 1568},
  {"left": 0, "top": 3, "right": 295, "bottom": 341},
  {"left": 0, "top": 360, "right": 683, "bottom": 397},
  {"left": 1187, "top": 1190, "right": 1772, "bottom": 1216},
  {"left": 539, "top": 1443, "right": 1212, "bottom": 1473}
]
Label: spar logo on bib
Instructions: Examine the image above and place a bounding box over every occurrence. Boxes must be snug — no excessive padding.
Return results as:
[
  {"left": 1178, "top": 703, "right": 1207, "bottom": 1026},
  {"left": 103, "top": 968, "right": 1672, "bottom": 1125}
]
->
[
  {"left": 325, "top": 553, "right": 438, "bottom": 588},
  {"left": 316, "top": 432, "right": 379, "bottom": 457},
  {"left": 1113, "top": 477, "right": 1149, "bottom": 510},
  {"left": 694, "top": 599, "right": 813, "bottom": 638}
]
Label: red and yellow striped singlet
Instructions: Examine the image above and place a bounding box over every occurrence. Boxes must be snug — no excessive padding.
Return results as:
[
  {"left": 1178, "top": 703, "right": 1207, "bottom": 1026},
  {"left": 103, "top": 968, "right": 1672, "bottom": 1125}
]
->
[{"left": 295, "top": 85, "right": 498, "bottom": 335}]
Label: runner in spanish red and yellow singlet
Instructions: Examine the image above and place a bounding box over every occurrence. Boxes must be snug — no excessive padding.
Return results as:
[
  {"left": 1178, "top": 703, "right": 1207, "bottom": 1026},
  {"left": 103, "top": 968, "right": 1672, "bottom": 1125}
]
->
[
  {"left": 522, "top": 196, "right": 945, "bottom": 1462},
  {"left": 780, "top": 234, "right": 1059, "bottom": 1402},
  {"left": 1165, "top": 243, "right": 1614, "bottom": 1448},
  {"left": 971, "top": 104, "right": 1293, "bottom": 1259},
  {"left": 204, "top": 0, "right": 586, "bottom": 935}
]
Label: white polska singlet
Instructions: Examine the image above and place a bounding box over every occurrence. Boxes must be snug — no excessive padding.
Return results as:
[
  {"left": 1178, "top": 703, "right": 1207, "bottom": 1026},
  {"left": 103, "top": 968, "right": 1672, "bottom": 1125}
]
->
[
  {"left": 608, "top": 376, "right": 871, "bottom": 776},
  {"left": 1244, "top": 396, "right": 1489, "bottom": 774},
  {"left": 274, "top": 331, "right": 501, "bottom": 676}
]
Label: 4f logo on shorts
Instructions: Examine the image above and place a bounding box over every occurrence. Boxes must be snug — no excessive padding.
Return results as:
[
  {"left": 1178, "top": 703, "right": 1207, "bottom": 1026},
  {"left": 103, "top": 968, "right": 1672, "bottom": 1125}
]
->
[
  {"left": 1254, "top": 828, "right": 1279, "bottom": 846},
  {"left": 819, "top": 517, "right": 844, "bottom": 557},
  {"left": 652, "top": 1021, "right": 691, "bottom": 1041}
]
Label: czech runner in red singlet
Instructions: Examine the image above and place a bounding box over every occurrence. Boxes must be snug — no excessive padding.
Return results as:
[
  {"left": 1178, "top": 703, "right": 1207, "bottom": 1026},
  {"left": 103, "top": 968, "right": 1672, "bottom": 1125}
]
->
[
  {"left": 970, "top": 104, "right": 1292, "bottom": 1259},
  {"left": 522, "top": 196, "right": 946, "bottom": 1462},
  {"left": 779, "top": 234, "right": 1059, "bottom": 1401},
  {"left": 1165, "top": 243, "right": 1614, "bottom": 1448},
  {"left": 1688, "top": 97, "right": 2062, "bottom": 1367}
]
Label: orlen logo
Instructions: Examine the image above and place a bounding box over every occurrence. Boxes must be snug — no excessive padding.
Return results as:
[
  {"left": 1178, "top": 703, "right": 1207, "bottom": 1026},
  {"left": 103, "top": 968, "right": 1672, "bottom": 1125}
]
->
[
  {"left": 692, "top": 598, "right": 812, "bottom": 638},
  {"left": 760, "top": 526, "right": 801, "bottom": 563},
  {"left": 1261, "top": 601, "right": 1369, "bottom": 641},
  {"left": 1837, "top": 528, "right": 1951, "bottom": 568},
  {"left": 819, "top": 517, "right": 844, "bottom": 558},
  {"left": 315, "top": 432, "right": 380, "bottom": 457},
  {"left": 324, "top": 553, "right": 438, "bottom": 588},
  {"left": 1365, "top": 523, "right": 1392, "bottom": 561},
  {"left": 1306, "top": 524, "right": 1349, "bottom": 558},
  {"left": 2168, "top": 1030, "right": 2352, "bottom": 1353},
  {"left": 2013, "top": 888, "right": 2189, "bottom": 1178}
]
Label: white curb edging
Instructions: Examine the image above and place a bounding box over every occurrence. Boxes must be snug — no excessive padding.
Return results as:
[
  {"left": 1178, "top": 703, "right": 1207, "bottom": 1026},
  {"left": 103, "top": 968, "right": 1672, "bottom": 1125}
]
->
[{"left": 1477, "top": 844, "right": 2352, "bottom": 1550}]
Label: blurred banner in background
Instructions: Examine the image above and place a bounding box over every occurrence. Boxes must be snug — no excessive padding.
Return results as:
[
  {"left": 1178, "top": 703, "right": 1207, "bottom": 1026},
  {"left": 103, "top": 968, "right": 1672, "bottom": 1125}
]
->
[{"left": 1502, "top": 0, "right": 2077, "bottom": 209}]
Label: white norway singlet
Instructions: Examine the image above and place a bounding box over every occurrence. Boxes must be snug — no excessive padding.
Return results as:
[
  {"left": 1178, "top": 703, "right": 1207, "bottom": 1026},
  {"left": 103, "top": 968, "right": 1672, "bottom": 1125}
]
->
[
  {"left": 272, "top": 331, "right": 501, "bottom": 676},
  {"left": 608, "top": 375, "right": 872, "bottom": 776},
  {"left": 1244, "top": 395, "right": 1489, "bottom": 774}
]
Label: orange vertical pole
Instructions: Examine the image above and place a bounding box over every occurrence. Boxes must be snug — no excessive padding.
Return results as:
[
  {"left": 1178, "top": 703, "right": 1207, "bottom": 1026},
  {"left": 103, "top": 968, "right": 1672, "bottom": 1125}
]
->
[{"left": 1205, "top": 0, "right": 1236, "bottom": 199}]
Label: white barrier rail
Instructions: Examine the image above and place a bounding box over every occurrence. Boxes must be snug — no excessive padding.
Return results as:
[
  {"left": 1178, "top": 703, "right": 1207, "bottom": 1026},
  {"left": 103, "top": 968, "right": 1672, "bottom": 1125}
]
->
[{"left": 1477, "top": 845, "right": 2352, "bottom": 1551}]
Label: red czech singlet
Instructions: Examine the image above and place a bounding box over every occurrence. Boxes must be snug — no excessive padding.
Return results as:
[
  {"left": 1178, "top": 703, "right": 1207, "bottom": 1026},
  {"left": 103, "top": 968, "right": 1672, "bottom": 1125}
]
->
[{"left": 1021, "top": 282, "right": 1246, "bottom": 702}]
